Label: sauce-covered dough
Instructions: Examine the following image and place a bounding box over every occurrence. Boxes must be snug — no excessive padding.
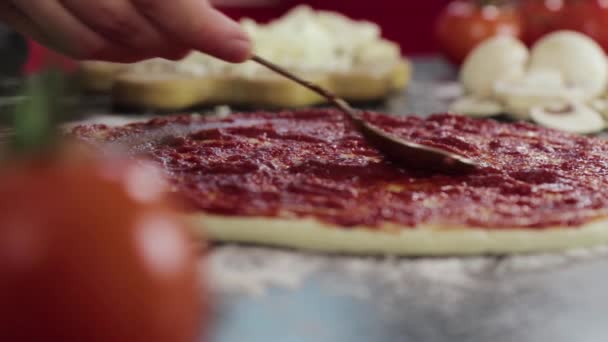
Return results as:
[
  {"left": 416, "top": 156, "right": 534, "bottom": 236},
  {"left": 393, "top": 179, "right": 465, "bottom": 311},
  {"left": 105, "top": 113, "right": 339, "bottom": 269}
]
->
[{"left": 73, "top": 110, "right": 608, "bottom": 229}]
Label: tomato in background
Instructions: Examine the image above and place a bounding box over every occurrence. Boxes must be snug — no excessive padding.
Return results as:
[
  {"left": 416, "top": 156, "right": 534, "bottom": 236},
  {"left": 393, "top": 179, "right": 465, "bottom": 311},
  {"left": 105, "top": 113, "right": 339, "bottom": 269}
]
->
[
  {"left": 519, "top": 0, "right": 564, "bottom": 45},
  {"left": 435, "top": 0, "right": 523, "bottom": 65},
  {"left": 558, "top": 0, "right": 608, "bottom": 53},
  {"left": 0, "top": 150, "right": 206, "bottom": 342}
]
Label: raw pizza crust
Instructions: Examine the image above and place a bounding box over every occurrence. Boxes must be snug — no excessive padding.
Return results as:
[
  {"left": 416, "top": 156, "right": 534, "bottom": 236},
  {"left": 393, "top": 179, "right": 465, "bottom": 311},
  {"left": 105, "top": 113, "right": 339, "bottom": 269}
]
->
[{"left": 191, "top": 215, "right": 608, "bottom": 256}]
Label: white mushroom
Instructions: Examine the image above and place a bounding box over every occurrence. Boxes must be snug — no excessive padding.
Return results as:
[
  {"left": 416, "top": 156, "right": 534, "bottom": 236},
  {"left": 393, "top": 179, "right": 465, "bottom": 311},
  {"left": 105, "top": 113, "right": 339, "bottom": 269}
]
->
[
  {"left": 529, "top": 31, "right": 608, "bottom": 100},
  {"left": 449, "top": 96, "right": 504, "bottom": 117},
  {"left": 460, "top": 35, "right": 529, "bottom": 98},
  {"left": 590, "top": 98, "right": 608, "bottom": 120},
  {"left": 494, "top": 68, "right": 585, "bottom": 120},
  {"left": 530, "top": 101, "right": 605, "bottom": 134}
]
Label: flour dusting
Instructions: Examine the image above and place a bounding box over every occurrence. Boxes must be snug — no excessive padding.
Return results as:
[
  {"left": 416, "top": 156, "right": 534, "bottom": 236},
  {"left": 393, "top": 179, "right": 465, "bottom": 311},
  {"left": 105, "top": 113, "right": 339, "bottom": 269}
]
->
[
  {"left": 204, "top": 244, "right": 608, "bottom": 300},
  {"left": 207, "top": 246, "right": 322, "bottom": 297}
]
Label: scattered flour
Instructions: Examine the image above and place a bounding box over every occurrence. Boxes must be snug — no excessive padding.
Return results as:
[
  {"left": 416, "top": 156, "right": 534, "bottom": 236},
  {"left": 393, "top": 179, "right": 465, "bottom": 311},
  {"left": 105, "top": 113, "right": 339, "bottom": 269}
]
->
[
  {"left": 494, "top": 244, "right": 608, "bottom": 274},
  {"left": 207, "top": 246, "right": 322, "bottom": 297},
  {"left": 205, "top": 244, "right": 608, "bottom": 300}
]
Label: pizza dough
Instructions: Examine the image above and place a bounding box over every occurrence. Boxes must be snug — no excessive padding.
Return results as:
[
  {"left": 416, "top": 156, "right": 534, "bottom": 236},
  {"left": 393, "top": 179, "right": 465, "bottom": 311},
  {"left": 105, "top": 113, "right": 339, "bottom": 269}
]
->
[
  {"left": 73, "top": 111, "right": 608, "bottom": 256},
  {"left": 196, "top": 216, "right": 608, "bottom": 256}
]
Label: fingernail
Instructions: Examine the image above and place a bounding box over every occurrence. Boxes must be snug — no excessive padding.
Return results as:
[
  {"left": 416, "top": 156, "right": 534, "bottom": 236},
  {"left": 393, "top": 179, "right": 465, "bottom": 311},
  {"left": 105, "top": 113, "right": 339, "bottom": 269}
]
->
[
  {"left": 221, "top": 35, "right": 252, "bottom": 63},
  {"left": 208, "top": 9, "right": 252, "bottom": 63}
]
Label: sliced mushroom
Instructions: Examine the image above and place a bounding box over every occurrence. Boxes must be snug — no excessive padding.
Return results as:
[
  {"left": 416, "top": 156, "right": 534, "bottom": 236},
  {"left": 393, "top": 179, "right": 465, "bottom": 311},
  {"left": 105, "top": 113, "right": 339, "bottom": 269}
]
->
[
  {"left": 590, "top": 98, "right": 608, "bottom": 120},
  {"left": 494, "top": 69, "right": 585, "bottom": 120},
  {"left": 529, "top": 31, "right": 608, "bottom": 100},
  {"left": 530, "top": 101, "right": 605, "bottom": 134},
  {"left": 449, "top": 96, "right": 504, "bottom": 117},
  {"left": 460, "top": 36, "right": 529, "bottom": 98}
]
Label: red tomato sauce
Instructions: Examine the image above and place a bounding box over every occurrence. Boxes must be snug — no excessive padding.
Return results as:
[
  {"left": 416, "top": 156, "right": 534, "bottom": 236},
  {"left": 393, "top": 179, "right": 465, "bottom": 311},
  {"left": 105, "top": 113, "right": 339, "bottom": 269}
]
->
[{"left": 73, "top": 110, "right": 608, "bottom": 229}]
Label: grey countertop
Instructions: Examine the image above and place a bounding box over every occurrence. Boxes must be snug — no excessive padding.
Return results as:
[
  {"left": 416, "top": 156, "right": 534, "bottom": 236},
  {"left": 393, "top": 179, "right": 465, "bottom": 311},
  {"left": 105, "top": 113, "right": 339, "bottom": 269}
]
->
[{"left": 208, "top": 245, "right": 608, "bottom": 342}]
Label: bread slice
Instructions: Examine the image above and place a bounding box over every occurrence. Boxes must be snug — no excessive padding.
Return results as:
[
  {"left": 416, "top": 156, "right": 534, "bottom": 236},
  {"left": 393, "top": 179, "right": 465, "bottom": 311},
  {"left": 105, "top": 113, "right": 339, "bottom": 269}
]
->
[
  {"left": 79, "top": 61, "right": 128, "bottom": 92},
  {"left": 79, "top": 59, "right": 410, "bottom": 110},
  {"left": 106, "top": 59, "right": 410, "bottom": 110}
]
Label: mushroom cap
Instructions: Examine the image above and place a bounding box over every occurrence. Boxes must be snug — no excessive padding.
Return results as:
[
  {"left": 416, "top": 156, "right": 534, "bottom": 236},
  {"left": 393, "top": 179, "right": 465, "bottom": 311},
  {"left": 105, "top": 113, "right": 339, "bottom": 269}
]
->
[
  {"left": 529, "top": 31, "right": 608, "bottom": 100},
  {"left": 460, "top": 36, "right": 529, "bottom": 98},
  {"left": 591, "top": 98, "right": 608, "bottom": 120}
]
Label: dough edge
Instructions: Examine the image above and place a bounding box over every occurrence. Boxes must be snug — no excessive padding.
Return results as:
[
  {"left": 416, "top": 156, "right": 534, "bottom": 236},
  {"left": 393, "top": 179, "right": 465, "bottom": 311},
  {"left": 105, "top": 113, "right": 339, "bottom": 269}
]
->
[{"left": 188, "top": 214, "right": 608, "bottom": 256}]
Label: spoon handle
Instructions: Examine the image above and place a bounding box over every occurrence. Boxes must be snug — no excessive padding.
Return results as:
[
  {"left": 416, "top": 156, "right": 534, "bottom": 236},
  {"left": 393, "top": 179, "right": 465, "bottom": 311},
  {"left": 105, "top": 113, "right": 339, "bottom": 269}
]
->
[
  {"left": 250, "top": 55, "right": 358, "bottom": 118},
  {"left": 250, "top": 54, "right": 478, "bottom": 173}
]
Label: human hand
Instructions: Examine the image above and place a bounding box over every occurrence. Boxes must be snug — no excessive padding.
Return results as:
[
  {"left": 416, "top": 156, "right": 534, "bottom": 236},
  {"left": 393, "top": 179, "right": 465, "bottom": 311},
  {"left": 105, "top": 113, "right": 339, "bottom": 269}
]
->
[{"left": 0, "top": 0, "right": 252, "bottom": 63}]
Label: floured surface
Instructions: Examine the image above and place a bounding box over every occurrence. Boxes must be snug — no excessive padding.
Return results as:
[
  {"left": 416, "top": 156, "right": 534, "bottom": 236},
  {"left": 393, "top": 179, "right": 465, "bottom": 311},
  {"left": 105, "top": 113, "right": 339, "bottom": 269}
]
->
[
  {"left": 207, "top": 244, "right": 608, "bottom": 297},
  {"left": 208, "top": 245, "right": 608, "bottom": 342}
]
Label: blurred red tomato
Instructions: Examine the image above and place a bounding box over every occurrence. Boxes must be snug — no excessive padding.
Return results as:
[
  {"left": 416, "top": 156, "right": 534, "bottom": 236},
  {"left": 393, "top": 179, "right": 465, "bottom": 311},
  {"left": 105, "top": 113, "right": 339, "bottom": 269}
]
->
[
  {"left": 558, "top": 0, "right": 608, "bottom": 53},
  {"left": 0, "top": 150, "right": 205, "bottom": 342},
  {"left": 435, "top": 0, "right": 523, "bottom": 65},
  {"left": 520, "top": 0, "right": 565, "bottom": 45}
]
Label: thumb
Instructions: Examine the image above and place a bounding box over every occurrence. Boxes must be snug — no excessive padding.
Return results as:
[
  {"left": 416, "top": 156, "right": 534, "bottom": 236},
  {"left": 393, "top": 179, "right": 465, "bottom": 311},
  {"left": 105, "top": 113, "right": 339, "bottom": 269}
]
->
[{"left": 134, "top": 0, "right": 252, "bottom": 63}]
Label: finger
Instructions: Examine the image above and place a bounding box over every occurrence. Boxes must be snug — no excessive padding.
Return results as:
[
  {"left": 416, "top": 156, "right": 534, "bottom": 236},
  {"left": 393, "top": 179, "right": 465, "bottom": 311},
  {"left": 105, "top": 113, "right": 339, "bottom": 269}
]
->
[
  {"left": 59, "top": 0, "right": 190, "bottom": 60},
  {"left": 10, "top": 0, "right": 163, "bottom": 63},
  {"left": 0, "top": 2, "right": 60, "bottom": 52},
  {"left": 132, "top": 0, "right": 252, "bottom": 62},
  {"left": 91, "top": 49, "right": 155, "bottom": 63},
  {"left": 11, "top": 0, "right": 111, "bottom": 59},
  {"left": 0, "top": 2, "right": 140, "bottom": 64},
  {"left": 0, "top": 0, "right": 171, "bottom": 63}
]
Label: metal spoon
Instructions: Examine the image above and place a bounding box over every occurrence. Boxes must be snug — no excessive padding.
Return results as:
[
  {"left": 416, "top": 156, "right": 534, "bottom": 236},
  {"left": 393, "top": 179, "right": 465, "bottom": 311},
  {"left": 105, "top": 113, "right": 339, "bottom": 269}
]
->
[{"left": 251, "top": 55, "right": 478, "bottom": 173}]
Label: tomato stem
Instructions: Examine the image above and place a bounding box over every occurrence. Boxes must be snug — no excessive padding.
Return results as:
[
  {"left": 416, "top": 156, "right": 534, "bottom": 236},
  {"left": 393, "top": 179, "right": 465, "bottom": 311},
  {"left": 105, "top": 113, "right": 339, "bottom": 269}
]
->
[
  {"left": 9, "top": 69, "right": 69, "bottom": 156},
  {"left": 477, "top": 0, "right": 508, "bottom": 6}
]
